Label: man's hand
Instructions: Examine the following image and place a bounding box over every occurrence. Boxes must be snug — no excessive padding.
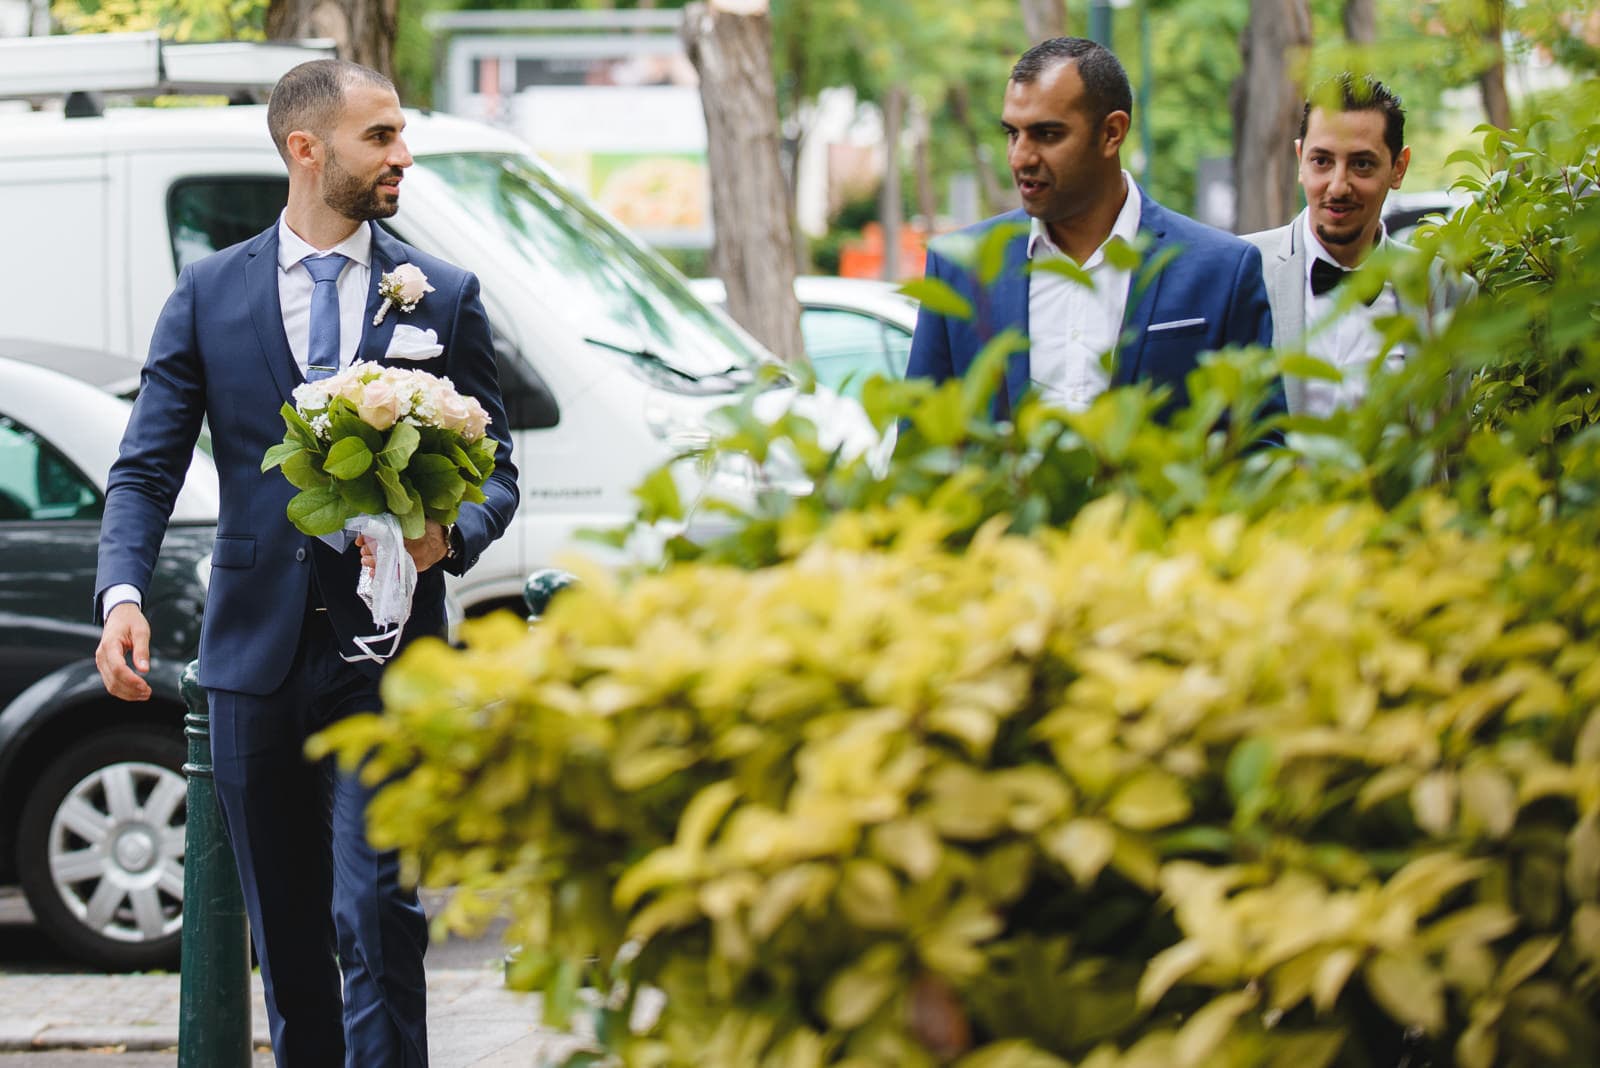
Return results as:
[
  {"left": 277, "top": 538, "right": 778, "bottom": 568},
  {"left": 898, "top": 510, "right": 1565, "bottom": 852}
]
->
[
  {"left": 96, "top": 602, "right": 153, "bottom": 701},
  {"left": 357, "top": 520, "right": 449, "bottom": 576}
]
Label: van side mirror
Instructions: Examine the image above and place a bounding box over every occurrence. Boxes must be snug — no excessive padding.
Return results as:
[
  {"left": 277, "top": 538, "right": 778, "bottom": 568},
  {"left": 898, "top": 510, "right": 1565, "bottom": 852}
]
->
[{"left": 492, "top": 330, "right": 560, "bottom": 430}]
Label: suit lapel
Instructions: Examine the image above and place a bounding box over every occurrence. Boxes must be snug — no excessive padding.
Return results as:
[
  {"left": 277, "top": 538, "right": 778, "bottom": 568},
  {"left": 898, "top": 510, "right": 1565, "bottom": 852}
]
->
[
  {"left": 244, "top": 227, "right": 300, "bottom": 405},
  {"left": 1112, "top": 187, "right": 1169, "bottom": 389},
  {"left": 1279, "top": 213, "right": 1307, "bottom": 341},
  {"left": 359, "top": 223, "right": 403, "bottom": 366}
]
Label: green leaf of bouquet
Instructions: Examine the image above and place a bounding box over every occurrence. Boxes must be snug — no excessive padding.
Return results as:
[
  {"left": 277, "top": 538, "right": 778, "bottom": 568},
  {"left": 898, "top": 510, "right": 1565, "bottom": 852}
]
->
[
  {"left": 281, "top": 449, "right": 330, "bottom": 491},
  {"left": 281, "top": 403, "right": 320, "bottom": 450},
  {"left": 328, "top": 403, "right": 382, "bottom": 451},
  {"left": 411, "top": 453, "right": 467, "bottom": 509},
  {"left": 460, "top": 483, "right": 486, "bottom": 504},
  {"left": 449, "top": 442, "right": 482, "bottom": 480},
  {"left": 465, "top": 437, "right": 496, "bottom": 481},
  {"left": 429, "top": 501, "right": 463, "bottom": 527},
  {"left": 286, "top": 485, "right": 350, "bottom": 536},
  {"left": 378, "top": 421, "right": 421, "bottom": 470},
  {"left": 336, "top": 474, "right": 386, "bottom": 515},
  {"left": 899, "top": 277, "right": 973, "bottom": 320},
  {"left": 375, "top": 464, "right": 413, "bottom": 513},
  {"left": 261, "top": 441, "right": 300, "bottom": 472},
  {"left": 323, "top": 436, "right": 374, "bottom": 480},
  {"left": 398, "top": 485, "right": 426, "bottom": 539}
]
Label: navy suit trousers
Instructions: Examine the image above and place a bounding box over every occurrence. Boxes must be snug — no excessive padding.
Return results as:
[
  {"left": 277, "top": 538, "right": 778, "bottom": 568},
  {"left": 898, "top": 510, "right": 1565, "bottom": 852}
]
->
[{"left": 209, "top": 604, "right": 428, "bottom": 1068}]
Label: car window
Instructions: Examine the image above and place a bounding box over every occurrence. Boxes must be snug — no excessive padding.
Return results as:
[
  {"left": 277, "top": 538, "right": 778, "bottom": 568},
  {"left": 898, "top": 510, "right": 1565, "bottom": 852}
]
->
[
  {"left": 412, "top": 153, "right": 768, "bottom": 382},
  {"left": 168, "top": 177, "right": 290, "bottom": 273},
  {"left": 883, "top": 322, "right": 913, "bottom": 377},
  {"left": 799, "top": 307, "right": 894, "bottom": 395},
  {"left": 0, "top": 415, "right": 102, "bottom": 521}
]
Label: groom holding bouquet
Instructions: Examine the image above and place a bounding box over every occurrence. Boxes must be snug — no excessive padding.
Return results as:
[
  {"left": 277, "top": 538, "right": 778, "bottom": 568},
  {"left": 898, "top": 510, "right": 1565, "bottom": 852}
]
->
[{"left": 94, "top": 59, "right": 518, "bottom": 1066}]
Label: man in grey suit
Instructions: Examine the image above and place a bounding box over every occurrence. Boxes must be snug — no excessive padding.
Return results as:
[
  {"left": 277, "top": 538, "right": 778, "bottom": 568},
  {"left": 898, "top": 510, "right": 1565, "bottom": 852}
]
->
[{"left": 1243, "top": 74, "right": 1473, "bottom": 416}]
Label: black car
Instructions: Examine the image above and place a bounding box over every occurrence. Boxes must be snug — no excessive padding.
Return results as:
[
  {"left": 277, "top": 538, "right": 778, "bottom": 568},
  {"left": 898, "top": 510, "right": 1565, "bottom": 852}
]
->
[{"left": 0, "top": 352, "right": 216, "bottom": 970}]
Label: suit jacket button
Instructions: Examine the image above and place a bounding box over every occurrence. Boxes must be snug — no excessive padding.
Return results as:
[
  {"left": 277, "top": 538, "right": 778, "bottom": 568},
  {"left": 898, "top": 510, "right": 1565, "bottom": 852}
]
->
[{"left": 295, "top": 547, "right": 307, "bottom": 562}]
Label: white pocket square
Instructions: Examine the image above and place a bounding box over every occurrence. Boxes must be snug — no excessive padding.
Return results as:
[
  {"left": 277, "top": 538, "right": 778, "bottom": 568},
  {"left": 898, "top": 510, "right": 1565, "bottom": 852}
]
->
[{"left": 385, "top": 324, "right": 444, "bottom": 361}]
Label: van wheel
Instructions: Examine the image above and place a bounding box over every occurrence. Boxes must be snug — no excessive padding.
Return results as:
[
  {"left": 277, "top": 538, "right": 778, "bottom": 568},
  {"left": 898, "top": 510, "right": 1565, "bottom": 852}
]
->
[{"left": 17, "top": 728, "right": 186, "bottom": 971}]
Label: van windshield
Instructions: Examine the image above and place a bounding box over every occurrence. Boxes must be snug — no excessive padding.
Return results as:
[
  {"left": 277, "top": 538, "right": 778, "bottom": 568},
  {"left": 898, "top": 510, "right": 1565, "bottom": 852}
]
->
[{"left": 413, "top": 152, "right": 769, "bottom": 383}]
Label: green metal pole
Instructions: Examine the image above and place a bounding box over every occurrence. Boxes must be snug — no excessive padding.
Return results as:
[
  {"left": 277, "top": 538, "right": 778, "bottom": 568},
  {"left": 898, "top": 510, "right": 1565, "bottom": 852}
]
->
[
  {"left": 1088, "top": 0, "right": 1113, "bottom": 47},
  {"left": 178, "top": 661, "right": 253, "bottom": 1067}
]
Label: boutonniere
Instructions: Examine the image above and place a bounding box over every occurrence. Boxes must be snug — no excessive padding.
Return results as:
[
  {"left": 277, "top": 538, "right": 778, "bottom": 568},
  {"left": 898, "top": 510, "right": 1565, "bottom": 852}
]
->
[{"left": 372, "top": 263, "right": 436, "bottom": 326}]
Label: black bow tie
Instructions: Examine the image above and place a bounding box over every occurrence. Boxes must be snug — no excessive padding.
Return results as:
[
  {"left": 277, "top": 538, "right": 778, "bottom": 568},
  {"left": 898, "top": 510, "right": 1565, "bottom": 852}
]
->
[{"left": 1310, "top": 256, "right": 1378, "bottom": 305}]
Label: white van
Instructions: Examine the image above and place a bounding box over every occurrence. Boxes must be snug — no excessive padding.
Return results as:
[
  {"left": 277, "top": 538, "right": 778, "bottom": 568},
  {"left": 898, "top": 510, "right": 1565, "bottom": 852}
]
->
[{"left": 0, "top": 56, "right": 866, "bottom": 614}]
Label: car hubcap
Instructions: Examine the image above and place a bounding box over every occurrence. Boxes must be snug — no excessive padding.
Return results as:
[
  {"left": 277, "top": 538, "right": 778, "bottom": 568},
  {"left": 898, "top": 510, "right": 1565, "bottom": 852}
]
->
[{"left": 47, "top": 761, "right": 185, "bottom": 944}]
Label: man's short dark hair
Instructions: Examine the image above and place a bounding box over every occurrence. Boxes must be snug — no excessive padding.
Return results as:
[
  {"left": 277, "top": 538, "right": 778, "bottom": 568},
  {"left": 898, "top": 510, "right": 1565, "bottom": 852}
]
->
[
  {"left": 267, "top": 59, "right": 394, "bottom": 161},
  {"left": 1300, "top": 74, "right": 1406, "bottom": 162},
  {"left": 1010, "top": 37, "right": 1134, "bottom": 125}
]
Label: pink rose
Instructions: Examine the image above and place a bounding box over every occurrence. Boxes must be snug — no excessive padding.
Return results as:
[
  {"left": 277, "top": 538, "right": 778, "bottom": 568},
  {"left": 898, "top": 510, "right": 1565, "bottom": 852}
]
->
[
  {"left": 462, "top": 397, "right": 490, "bottom": 442},
  {"left": 433, "top": 389, "right": 471, "bottom": 433},
  {"left": 390, "top": 264, "right": 434, "bottom": 306},
  {"left": 333, "top": 374, "right": 366, "bottom": 406},
  {"left": 357, "top": 380, "right": 403, "bottom": 430}
]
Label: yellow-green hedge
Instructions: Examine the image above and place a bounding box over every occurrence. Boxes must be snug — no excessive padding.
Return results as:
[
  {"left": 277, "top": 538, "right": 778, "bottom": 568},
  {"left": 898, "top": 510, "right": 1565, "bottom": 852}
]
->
[{"left": 321, "top": 494, "right": 1600, "bottom": 1067}]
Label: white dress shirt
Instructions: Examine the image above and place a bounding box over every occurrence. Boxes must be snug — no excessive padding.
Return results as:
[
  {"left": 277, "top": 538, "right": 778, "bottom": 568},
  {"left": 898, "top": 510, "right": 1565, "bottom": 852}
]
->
[
  {"left": 1027, "top": 170, "right": 1142, "bottom": 413},
  {"left": 103, "top": 217, "right": 372, "bottom": 617},
  {"left": 276, "top": 214, "right": 372, "bottom": 378},
  {"left": 1301, "top": 213, "right": 1399, "bottom": 418}
]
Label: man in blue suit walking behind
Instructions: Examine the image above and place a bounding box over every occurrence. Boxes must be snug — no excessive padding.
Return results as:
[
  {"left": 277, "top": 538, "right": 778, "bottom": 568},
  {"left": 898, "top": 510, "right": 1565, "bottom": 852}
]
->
[
  {"left": 908, "top": 37, "right": 1281, "bottom": 423},
  {"left": 93, "top": 60, "right": 519, "bottom": 1066}
]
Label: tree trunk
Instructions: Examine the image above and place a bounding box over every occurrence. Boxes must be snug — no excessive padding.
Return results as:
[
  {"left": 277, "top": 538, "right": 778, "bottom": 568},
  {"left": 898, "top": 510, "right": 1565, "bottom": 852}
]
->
[
  {"left": 947, "top": 83, "right": 1010, "bottom": 217},
  {"left": 1342, "top": 0, "right": 1375, "bottom": 42},
  {"left": 682, "top": 0, "right": 805, "bottom": 364},
  {"left": 1478, "top": 0, "right": 1511, "bottom": 128},
  {"left": 913, "top": 101, "right": 939, "bottom": 231},
  {"left": 266, "top": 0, "right": 397, "bottom": 79},
  {"left": 1232, "top": 0, "right": 1312, "bottom": 233},
  {"left": 880, "top": 83, "right": 905, "bottom": 281},
  {"left": 1019, "top": 0, "right": 1067, "bottom": 42}
]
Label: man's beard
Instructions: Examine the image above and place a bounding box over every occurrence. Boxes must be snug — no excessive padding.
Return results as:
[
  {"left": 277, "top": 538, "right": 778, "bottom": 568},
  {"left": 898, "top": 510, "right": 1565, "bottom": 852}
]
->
[
  {"left": 322, "top": 150, "right": 399, "bottom": 221},
  {"left": 1314, "top": 207, "right": 1363, "bottom": 246}
]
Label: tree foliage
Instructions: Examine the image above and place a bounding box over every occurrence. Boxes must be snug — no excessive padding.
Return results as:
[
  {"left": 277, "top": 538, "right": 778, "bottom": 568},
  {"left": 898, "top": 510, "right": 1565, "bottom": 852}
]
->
[{"left": 51, "top": 0, "right": 265, "bottom": 39}]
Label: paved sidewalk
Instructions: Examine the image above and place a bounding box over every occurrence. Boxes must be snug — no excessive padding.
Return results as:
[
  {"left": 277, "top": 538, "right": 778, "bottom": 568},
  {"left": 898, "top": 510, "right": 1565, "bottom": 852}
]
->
[{"left": 0, "top": 966, "right": 579, "bottom": 1066}]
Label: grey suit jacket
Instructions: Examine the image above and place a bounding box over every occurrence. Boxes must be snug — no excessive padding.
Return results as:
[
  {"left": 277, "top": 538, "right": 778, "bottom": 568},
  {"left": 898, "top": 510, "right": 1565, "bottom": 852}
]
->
[{"left": 1242, "top": 210, "right": 1475, "bottom": 415}]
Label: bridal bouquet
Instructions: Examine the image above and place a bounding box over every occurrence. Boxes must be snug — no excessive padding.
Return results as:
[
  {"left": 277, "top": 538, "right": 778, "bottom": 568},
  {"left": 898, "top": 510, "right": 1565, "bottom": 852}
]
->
[{"left": 261, "top": 362, "right": 496, "bottom": 657}]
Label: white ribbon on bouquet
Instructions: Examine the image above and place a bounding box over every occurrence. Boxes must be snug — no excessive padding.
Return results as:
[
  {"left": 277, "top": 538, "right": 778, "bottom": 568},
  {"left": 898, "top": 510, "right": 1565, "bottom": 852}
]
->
[{"left": 338, "top": 513, "right": 417, "bottom": 664}]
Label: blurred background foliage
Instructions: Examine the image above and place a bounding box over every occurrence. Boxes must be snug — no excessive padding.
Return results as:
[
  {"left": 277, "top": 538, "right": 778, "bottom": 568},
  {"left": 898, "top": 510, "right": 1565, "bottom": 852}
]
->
[{"left": 45, "top": 0, "right": 1597, "bottom": 242}]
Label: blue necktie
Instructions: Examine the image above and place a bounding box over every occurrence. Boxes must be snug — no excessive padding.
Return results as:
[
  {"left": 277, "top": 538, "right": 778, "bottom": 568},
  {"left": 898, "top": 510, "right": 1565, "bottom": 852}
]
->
[{"left": 303, "top": 254, "right": 349, "bottom": 381}]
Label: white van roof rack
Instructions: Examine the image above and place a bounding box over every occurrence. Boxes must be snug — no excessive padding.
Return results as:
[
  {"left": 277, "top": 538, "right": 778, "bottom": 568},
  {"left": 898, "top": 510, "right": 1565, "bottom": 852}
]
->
[{"left": 0, "top": 32, "right": 337, "bottom": 107}]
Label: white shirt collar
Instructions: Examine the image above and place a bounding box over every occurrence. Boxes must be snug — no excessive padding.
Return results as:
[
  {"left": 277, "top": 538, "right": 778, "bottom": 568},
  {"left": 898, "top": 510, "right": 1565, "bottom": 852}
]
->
[
  {"left": 1302, "top": 210, "right": 1386, "bottom": 286},
  {"left": 277, "top": 213, "right": 373, "bottom": 271},
  {"left": 1027, "top": 170, "right": 1142, "bottom": 266}
]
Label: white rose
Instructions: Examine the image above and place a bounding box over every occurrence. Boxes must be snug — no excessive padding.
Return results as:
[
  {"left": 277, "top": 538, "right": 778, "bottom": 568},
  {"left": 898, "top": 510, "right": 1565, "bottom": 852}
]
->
[
  {"left": 292, "top": 382, "right": 330, "bottom": 412},
  {"left": 433, "top": 388, "right": 471, "bottom": 433}
]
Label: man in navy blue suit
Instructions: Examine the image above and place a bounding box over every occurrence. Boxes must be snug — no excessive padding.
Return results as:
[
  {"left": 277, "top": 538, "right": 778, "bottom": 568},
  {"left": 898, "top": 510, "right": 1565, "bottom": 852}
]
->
[
  {"left": 94, "top": 60, "right": 518, "bottom": 1066},
  {"left": 907, "top": 37, "right": 1281, "bottom": 423}
]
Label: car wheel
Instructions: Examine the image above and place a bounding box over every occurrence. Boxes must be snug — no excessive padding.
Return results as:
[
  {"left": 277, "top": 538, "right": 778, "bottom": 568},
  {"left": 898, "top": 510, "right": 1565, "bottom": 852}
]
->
[{"left": 17, "top": 728, "right": 186, "bottom": 970}]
